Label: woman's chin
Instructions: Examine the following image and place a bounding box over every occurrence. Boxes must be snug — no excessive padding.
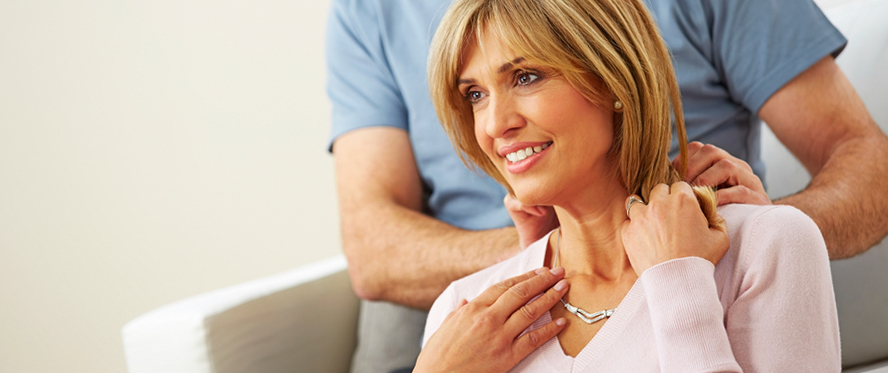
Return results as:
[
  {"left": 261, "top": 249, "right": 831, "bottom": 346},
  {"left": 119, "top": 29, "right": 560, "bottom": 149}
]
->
[{"left": 512, "top": 190, "right": 553, "bottom": 208}]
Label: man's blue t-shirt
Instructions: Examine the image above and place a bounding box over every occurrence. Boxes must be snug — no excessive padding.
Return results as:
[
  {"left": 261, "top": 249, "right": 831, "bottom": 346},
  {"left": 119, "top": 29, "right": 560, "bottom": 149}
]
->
[{"left": 326, "top": 0, "right": 845, "bottom": 233}]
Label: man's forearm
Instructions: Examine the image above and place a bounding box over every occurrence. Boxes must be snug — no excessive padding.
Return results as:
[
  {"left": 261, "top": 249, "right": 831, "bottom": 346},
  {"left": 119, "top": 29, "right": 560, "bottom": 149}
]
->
[
  {"left": 774, "top": 135, "right": 888, "bottom": 259},
  {"left": 342, "top": 201, "right": 520, "bottom": 310}
]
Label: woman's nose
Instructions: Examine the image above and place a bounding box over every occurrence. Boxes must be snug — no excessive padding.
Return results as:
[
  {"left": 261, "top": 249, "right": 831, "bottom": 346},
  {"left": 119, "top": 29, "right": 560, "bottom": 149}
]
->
[{"left": 484, "top": 95, "right": 525, "bottom": 138}]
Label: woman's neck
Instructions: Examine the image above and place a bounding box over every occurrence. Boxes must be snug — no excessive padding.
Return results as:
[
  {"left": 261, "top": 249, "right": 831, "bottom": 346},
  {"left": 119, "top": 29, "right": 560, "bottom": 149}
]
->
[{"left": 548, "top": 182, "right": 632, "bottom": 282}]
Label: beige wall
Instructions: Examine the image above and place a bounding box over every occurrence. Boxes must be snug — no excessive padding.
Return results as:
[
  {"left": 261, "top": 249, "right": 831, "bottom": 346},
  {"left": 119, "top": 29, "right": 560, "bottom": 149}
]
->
[
  {"left": 0, "top": 0, "right": 855, "bottom": 372},
  {"left": 0, "top": 1, "right": 337, "bottom": 372}
]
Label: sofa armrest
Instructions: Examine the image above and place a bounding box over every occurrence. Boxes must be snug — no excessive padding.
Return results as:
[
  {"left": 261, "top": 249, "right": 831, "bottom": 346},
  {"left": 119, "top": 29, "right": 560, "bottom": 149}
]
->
[{"left": 122, "top": 255, "right": 359, "bottom": 373}]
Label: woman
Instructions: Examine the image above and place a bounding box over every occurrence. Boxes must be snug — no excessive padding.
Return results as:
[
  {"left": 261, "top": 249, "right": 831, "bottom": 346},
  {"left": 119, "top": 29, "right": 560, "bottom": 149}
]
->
[{"left": 415, "top": 0, "right": 840, "bottom": 371}]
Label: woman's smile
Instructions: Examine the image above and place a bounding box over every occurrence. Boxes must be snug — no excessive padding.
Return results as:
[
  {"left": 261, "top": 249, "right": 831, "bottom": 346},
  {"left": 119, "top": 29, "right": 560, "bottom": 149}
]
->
[{"left": 501, "top": 141, "right": 552, "bottom": 173}]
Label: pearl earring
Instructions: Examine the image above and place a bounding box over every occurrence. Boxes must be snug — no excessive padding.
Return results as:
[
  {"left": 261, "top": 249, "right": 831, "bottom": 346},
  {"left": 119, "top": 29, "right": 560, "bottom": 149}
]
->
[{"left": 614, "top": 101, "right": 623, "bottom": 110}]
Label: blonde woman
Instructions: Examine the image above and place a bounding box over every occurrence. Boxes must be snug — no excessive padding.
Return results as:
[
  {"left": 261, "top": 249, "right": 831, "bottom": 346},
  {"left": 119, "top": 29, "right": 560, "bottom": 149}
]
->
[{"left": 414, "top": 0, "right": 840, "bottom": 371}]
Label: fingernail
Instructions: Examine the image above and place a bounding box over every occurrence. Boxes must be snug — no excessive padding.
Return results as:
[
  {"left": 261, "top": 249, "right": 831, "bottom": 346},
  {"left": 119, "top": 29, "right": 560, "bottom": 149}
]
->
[
  {"left": 535, "top": 267, "right": 548, "bottom": 275},
  {"left": 554, "top": 279, "right": 568, "bottom": 291},
  {"left": 550, "top": 267, "right": 564, "bottom": 276},
  {"left": 555, "top": 318, "right": 566, "bottom": 326}
]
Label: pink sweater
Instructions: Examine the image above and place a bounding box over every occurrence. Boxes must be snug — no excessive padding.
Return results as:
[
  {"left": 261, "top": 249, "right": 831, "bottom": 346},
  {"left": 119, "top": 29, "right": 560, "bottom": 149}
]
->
[{"left": 423, "top": 204, "right": 840, "bottom": 372}]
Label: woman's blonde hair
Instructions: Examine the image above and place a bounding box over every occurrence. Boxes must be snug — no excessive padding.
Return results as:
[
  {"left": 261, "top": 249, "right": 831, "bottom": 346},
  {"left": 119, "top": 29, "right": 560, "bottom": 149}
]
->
[{"left": 429, "top": 0, "right": 723, "bottom": 230}]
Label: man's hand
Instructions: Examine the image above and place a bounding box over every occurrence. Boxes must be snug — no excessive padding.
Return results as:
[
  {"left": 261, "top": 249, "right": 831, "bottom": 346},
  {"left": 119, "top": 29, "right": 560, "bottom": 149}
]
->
[
  {"left": 676, "top": 142, "right": 771, "bottom": 206},
  {"left": 504, "top": 194, "right": 559, "bottom": 249},
  {"left": 415, "top": 268, "right": 568, "bottom": 373}
]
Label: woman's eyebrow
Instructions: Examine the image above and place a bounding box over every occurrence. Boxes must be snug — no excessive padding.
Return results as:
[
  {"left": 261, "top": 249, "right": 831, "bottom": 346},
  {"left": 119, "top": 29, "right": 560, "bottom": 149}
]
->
[
  {"left": 497, "top": 57, "right": 525, "bottom": 74},
  {"left": 458, "top": 57, "right": 526, "bottom": 85}
]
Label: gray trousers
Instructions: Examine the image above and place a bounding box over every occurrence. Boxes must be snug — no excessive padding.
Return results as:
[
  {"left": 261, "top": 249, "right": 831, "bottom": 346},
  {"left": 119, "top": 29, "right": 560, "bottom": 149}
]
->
[{"left": 349, "top": 300, "right": 427, "bottom": 373}]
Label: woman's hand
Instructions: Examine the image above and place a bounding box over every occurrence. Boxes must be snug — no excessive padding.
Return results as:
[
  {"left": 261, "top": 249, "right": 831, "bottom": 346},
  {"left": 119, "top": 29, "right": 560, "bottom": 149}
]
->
[
  {"left": 415, "top": 268, "right": 569, "bottom": 373},
  {"left": 504, "top": 194, "right": 559, "bottom": 249},
  {"left": 676, "top": 142, "right": 771, "bottom": 206},
  {"left": 621, "top": 183, "right": 730, "bottom": 276}
]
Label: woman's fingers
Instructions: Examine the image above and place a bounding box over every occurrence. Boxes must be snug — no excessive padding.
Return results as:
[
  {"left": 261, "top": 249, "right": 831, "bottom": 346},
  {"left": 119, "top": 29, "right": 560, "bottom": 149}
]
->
[
  {"left": 473, "top": 269, "right": 543, "bottom": 307},
  {"left": 512, "top": 317, "right": 567, "bottom": 357},
  {"left": 649, "top": 183, "right": 670, "bottom": 200},
  {"left": 623, "top": 181, "right": 732, "bottom": 275},
  {"left": 491, "top": 267, "right": 565, "bottom": 318},
  {"left": 669, "top": 180, "right": 694, "bottom": 195},
  {"left": 502, "top": 274, "right": 569, "bottom": 335},
  {"left": 625, "top": 195, "right": 646, "bottom": 219},
  {"left": 441, "top": 298, "right": 469, "bottom": 324}
]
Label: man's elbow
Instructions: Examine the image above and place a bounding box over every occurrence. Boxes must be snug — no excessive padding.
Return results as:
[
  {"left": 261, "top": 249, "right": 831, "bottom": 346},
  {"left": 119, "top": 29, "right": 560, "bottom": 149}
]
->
[
  {"left": 342, "top": 241, "right": 389, "bottom": 301},
  {"left": 346, "top": 264, "right": 385, "bottom": 301}
]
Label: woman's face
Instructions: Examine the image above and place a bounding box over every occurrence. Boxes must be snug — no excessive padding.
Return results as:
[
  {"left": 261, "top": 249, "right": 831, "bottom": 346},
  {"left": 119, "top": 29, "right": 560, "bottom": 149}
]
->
[{"left": 458, "top": 32, "right": 619, "bottom": 206}]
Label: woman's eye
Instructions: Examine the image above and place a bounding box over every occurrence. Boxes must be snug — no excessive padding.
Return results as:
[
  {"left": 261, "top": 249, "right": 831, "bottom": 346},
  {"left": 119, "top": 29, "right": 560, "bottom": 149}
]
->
[
  {"left": 517, "top": 71, "right": 539, "bottom": 86},
  {"left": 465, "top": 90, "right": 486, "bottom": 103}
]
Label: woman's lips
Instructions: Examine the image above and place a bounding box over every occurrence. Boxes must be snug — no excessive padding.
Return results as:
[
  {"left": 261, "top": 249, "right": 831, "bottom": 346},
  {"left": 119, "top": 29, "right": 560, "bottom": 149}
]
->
[
  {"left": 504, "top": 142, "right": 552, "bottom": 174},
  {"left": 504, "top": 142, "right": 551, "bottom": 163}
]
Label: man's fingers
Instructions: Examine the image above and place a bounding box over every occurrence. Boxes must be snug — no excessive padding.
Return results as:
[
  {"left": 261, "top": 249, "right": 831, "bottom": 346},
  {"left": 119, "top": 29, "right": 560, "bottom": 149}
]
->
[
  {"left": 682, "top": 142, "right": 720, "bottom": 181},
  {"left": 687, "top": 141, "right": 705, "bottom": 156},
  {"left": 512, "top": 317, "right": 566, "bottom": 359},
  {"left": 684, "top": 143, "right": 754, "bottom": 184},
  {"left": 675, "top": 141, "right": 705, "bottom": 179},
  {"left": 691, "top": 158, "right": 757, "bottom": 189},
  {"left": 502, "top": 277, "right": 569, "bottom": 335},
  {"left": 504, "top": 194, "right": 546, "bottom": 217}
]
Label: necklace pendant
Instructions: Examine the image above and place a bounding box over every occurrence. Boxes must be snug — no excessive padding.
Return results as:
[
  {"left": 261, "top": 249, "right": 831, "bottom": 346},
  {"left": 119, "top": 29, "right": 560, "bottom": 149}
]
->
[{"left": 561, "top": 299, "right": 615, "bottom": 324}]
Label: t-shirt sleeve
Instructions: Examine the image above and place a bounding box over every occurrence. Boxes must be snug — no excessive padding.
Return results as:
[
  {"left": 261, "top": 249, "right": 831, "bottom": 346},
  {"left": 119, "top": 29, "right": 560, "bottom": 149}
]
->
[
  {"left": 325, "top": 0, "right": 408, "bottom": 152},
  {"left": 708, "top": 0, "right": 847, "bottom": 114}
]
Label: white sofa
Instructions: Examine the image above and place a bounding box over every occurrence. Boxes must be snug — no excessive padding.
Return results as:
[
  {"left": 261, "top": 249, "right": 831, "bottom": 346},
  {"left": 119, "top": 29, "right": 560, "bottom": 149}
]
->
[{"left": 122, "top": 1, "right": 888, "bottom": 371}]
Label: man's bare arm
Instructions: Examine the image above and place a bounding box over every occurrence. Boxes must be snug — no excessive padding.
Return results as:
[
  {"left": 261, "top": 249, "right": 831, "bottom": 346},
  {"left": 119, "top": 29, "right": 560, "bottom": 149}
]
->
[
  {"left": 333, "top": 127, "right": 521, "bottom": 310},
  {"left": 760, "top": 56, "right": 888, "bottom": 259}
]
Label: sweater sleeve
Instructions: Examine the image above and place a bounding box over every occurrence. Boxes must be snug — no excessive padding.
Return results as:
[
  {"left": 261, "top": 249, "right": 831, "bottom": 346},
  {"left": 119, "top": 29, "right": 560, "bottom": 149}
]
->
[
  {"left": 641, "top": 258, "right": 742, "bottom": 372},
  {"left": 422, "top": 282, "right": 461, "bottom": 347},
  {"left": 724, "top": 207, "right": 841, "bottom": 372},
  {"left": 641, "top": 206, "right": 841, "bottom": 372}
]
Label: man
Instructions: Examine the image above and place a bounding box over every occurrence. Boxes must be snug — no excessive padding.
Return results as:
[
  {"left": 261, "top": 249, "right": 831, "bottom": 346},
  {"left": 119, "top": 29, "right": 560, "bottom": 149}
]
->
[{"left": 325, "top": 0, "right": 888, "bottom": 371}]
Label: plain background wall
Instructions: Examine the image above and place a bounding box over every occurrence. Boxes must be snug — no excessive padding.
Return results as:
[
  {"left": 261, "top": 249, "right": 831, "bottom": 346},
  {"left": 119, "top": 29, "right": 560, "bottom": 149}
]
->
[
  {"left": 0, "top": 1, "right": 337, "bottom": 372},
  {"left": 0, "top": 0, "right": 854, "bottom": 372}
]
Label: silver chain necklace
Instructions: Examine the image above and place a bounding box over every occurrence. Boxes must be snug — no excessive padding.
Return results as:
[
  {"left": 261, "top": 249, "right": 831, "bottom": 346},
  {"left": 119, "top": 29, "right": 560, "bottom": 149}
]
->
[{"left": 554, "top": 228, "right": 616, "bottom": 324}]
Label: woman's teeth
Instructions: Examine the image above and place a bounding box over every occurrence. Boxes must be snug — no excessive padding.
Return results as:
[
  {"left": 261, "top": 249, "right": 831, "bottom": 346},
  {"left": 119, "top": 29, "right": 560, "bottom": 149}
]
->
[{"left": 505, "top": 142, "right": 550, "bottom": 163}]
